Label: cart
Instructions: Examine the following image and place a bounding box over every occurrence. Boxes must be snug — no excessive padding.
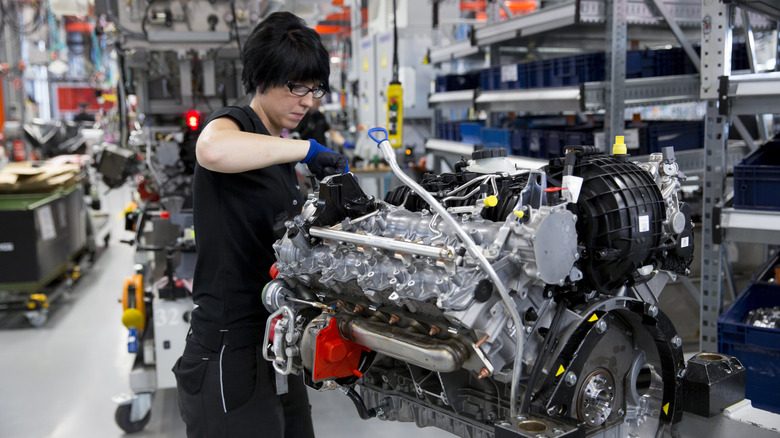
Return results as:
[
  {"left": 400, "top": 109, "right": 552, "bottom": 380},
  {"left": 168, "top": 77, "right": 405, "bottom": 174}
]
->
[
  {"left": 113, "top": 198, "right": 195, "bottom": 433},
  {"left": 0, "top": 184, "right": 108, "bottom": 326}
]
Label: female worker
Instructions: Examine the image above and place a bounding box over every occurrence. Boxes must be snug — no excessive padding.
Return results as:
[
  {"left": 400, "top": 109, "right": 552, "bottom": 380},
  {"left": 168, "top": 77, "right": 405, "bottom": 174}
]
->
[{"left": 172, "top": 11, "right": 348, "bottom": 438}]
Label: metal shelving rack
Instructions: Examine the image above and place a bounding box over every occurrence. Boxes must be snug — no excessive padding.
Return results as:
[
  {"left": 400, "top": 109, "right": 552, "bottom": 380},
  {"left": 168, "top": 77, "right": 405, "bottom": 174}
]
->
[
  {"left": 426, "top": 0, "right": 766, "bottom": 154},
  {"left": 429, "top": 0, "right": 709, "bottom": 64},
  {"left": 426, "top": 0, "right": 759, "bottom": 176},
  {"left": 700, "top": 0, "right": 780, "bottom": 352}
]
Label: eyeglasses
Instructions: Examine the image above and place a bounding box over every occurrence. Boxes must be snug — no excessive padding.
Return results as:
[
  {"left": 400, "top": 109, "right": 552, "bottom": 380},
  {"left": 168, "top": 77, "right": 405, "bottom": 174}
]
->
[{"left": 285, "top": 81, "right": 326, "bottom": 99}]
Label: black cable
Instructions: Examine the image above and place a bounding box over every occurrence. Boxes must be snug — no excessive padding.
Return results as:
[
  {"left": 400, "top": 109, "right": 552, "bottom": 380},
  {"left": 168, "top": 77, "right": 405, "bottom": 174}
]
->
[
  {"left": 343, "top": 387, "right": 377, "bottom": 420},
  {"left": 230, "top": 0, "right": 243, "bottom": 62},
  {"left": 141, "top": 0, "right": 152, "bottom": 39},
  {"left": 0, "top": 2, "right": 5, "bottom": 40},
  {"left": 116, "top": 42, "right": 129, "bottom": 148},
  {"left": 391, "top": 0, "right": 399, "bottom": 83}
]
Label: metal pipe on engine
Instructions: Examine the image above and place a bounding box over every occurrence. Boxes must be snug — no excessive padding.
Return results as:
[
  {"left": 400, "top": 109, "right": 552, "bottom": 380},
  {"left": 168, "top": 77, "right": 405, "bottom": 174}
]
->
[
  {"left": 340, "top": 318, "right": 468, "bottom": 372},
  {"left": 309, "top": 226, "right": 456, "bottom": 260},
  {"left": 331, "top": 209, "right": 382, "bottom": 231}
]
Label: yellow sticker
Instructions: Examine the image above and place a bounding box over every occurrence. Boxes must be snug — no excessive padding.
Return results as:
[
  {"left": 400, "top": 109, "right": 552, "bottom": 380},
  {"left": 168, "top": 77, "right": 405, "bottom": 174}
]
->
[
  {"left": 588, "top": 314, "right": 598, "bottom": 322},
  {"left": 556, "top": 365, "right": 565, "bottom": 377},
  {"left": 381, "top": 52, "right": 387, "bottom": 68},
  {"left": 663, "top": 403, "right": 669, "bottom": 415},
  {"left": 363, "top": 57, "right": 369, "bottom": 71}
]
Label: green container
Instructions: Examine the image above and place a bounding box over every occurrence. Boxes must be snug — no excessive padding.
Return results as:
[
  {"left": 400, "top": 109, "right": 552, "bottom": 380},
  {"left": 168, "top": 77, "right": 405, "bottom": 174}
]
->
[{"left": 0, "top": 185, "right": 87, "bottom": 291}]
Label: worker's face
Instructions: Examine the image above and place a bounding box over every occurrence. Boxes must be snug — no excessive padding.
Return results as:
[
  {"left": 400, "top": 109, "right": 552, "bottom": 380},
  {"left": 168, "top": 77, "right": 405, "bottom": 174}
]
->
[{"left": 259, "top": 81, "right": 317, "bottom": 135}]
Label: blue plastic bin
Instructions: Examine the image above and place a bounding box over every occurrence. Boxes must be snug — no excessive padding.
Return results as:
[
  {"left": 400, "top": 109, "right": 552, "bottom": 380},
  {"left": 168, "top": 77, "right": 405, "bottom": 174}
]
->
[
  {"left": 460, "top": 122, "right": 485, "bottom": 145},
  {"left": 480, "top": 64, "right": 527, "bottom": 90},
  {"left": 435, "top": 73, "right": 480, "bottom": 92},
  {"left": 480, "top": 128, "right": 513, "bottom": 153},
  {"left": 437, "top": 122, "right": 462, "bottom": 142},
  {"left": 734, "top": 141, "right": 780, "bottom": 211},
  {"left": 640, "top": 121, "right": 704, "bottom": 155},
  {"left": 718, "top": 253, "right": 780, "bottom": 414}
]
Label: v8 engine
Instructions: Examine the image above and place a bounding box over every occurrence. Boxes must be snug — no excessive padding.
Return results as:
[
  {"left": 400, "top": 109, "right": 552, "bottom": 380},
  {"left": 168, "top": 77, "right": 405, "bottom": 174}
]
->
[{"left": 263, "top": 133, "right": 694, "bottom": 438}]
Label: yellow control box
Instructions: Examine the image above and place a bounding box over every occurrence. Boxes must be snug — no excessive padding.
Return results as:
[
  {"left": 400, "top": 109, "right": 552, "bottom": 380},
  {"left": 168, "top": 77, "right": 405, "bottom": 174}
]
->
[{"left": 387, "top": 82, "right": 403, "bottom": 147}]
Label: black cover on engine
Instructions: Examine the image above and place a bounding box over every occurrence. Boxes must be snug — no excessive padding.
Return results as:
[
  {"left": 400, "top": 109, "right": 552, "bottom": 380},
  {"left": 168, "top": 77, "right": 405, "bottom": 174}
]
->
[
  {"left": 384, "top": 172, "right": 530, "bottom": 222},
  {"left": 312, "top": 173, "right": 378, "bottom": 226},
  {"left": 546, "top": 155, "right": 666, "bottom": 293}
]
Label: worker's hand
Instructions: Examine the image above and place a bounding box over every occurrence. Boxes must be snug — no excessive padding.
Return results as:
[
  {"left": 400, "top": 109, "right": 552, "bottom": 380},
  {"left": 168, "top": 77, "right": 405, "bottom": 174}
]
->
[{"left": 302, "top": 139, "right": 350, "bottom": 180}]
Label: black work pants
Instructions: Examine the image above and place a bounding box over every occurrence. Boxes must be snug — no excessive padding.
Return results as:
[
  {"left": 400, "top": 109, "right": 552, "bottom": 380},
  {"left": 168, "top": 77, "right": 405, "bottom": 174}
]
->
[{"left": 173, "top": 338, "right": 315, "bottom": 438}]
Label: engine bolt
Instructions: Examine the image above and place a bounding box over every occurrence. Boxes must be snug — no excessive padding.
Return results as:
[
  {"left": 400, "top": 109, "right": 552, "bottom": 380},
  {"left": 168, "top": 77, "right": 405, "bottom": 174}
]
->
[
  {"left": 564, "top": 371, "right": 577, "bottom": 386},
  {"left": 595, "top": 319, "right": 607, "bottom": 334},
  {"left": 672, "top": 335, "right": 682, "bottom": 348},
  {"left": 429, "top": 326, "right": 441, "bottom": 336},
  {"left": 478, "top": 367, "right": 490, "bottom": 379},
  {"left": 389, "top": 315, "right": 400, "bottom": 324},
  {"left": 354, "top": 305, "right": 364, "bottom": 313},
  {"left": 647, "top": 305, "right": 658, "bottom": 318}
]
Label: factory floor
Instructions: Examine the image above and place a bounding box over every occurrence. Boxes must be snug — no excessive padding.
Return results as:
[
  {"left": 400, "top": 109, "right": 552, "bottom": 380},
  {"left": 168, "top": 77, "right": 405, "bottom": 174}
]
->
[{"left": 0, "top": 188, "right": 453, "bottom": 438}]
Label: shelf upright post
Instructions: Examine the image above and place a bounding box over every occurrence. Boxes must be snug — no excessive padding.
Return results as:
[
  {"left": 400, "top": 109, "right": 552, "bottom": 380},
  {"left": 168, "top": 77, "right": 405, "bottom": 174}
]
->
[
  {"left": 604, "top": 0, "right": 627, "bottom": 151},
  {"left": 700, "top": 0, "right": 733, "bottom": 353},
  {"left": 1, "top": 13, "right": 25, "bottom": 125}
]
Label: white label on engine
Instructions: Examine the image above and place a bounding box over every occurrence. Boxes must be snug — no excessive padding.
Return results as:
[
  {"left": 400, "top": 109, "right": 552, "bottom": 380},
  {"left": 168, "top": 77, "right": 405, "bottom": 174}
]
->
[
  {"left": 638, "top": 215, "right": 650, "bottom": 233},
  {"left": 0, "top": 242, "right": 13, "bottom": 252},
  {"left": 681, "top": 236, "right": 689, "bottom": 248}
]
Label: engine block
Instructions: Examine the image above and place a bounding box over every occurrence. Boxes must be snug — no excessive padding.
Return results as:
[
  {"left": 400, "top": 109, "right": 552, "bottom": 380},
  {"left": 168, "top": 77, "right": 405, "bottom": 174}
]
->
[{"left": 263, "top": 145, "right": 694, "bottom": 438}]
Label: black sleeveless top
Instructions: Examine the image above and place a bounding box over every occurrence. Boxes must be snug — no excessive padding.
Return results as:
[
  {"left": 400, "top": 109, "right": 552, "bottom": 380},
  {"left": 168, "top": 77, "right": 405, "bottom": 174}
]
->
[{"left": 189, "top": 105, "right": 304, "bottom": 351}]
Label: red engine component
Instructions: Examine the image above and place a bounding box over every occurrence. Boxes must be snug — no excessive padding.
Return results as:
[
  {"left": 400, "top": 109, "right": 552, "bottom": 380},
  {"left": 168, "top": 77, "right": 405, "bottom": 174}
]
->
[
  {"left": 268, "top": 314, "right": 283, "bottom": 342},
  {"left": 313, "top": 318, "right": 370, "bottom": 381},
  {"left": 137, "top": 177, "right": 160, "bottom": 202},
  {"left": 12, "top": 139, "right": 26, "bottom": 161}
]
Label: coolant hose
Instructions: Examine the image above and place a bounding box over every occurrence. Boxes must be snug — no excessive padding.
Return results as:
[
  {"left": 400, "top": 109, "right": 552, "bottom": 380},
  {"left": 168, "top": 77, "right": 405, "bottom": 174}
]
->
[{"left": 342, "top": 387, "right": 377, "bottom": 420}]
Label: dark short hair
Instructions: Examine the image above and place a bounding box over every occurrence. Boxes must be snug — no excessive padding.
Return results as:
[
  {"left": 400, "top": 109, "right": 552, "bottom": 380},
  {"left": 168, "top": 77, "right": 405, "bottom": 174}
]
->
[{"left": 241, "top": 11, "right": 330, "bottom": 95}]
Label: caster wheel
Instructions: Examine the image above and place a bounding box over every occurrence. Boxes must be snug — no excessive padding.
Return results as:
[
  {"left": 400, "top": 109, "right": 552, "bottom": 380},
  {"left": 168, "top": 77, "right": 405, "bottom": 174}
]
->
[
  {"left": 26, "top": 310, "right": 48, "bottom": 328},
  {"left": 115, "top": 403, "right": 151, "bottom": 433}
]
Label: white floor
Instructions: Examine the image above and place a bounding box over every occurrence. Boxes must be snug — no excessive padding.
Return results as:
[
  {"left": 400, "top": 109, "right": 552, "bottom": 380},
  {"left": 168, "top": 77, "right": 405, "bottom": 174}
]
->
[{"left": 0, "top": 188, "right": 452, "bottom": 438}]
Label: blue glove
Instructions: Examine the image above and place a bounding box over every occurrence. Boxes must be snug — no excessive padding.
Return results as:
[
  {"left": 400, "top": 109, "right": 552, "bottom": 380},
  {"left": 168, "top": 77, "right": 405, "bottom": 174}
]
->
[
  {"left": 302, "top": 139, "right": 349, "bottom": 180},
  {"left": 343, "top": 141, "right": 355, "bottom": 150}
]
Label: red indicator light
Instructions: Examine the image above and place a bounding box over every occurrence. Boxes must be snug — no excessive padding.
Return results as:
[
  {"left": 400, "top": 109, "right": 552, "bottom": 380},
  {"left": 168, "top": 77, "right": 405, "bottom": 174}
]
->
[{"left": 185, "top": 110, "right": 200, "bottom": 130}]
